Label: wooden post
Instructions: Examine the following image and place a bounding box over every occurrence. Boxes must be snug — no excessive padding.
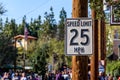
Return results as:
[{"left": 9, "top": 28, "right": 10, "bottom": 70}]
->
[
  {"left": 72, "top": 0, "right": 88, "bottom": 80},
  {"left": 100, "top": 0, "right": 106, "bottom": 75},
  {"left": 97, "top": 0, "right": 106, "bottom": 61},
  {"left": 100, "top": 3, "right": 106, "bottom": 61},
  {"left": 90, "top": 10, "right": 99, "bottom": 80}
]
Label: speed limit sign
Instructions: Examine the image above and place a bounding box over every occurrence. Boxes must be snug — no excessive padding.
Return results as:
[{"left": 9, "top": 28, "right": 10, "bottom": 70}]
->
[{"left": 65, "top": 18, "right": 93, "bottom": 55}]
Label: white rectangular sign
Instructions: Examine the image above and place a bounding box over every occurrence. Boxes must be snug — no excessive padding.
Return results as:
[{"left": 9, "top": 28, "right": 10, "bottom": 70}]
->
[{"left": 65, "top": 18, "right": 93, "bottom": 55}]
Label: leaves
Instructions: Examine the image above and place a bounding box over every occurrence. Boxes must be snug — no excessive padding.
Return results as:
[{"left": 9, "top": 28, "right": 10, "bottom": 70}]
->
[
  {"left": 58, "top": 8, "right": 67, "bottom": 40},
  {"left": 89, "top": 0, "right": 105, "bottom": 19},
  {"left": 0, "top": 3, "right": 7, "bottom": 15},
  {"left": 0, "top": 6, "right": 71, "bottom": 74},
  {"left": 106, "top": 61, "right": 120, "bottom": 76}
]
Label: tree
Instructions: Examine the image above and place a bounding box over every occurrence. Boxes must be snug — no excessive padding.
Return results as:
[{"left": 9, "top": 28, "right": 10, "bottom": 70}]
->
[
  {"left": 28, "top": 37, "right": 72, "bottom": 71},
  {"left": 106, "top": 24, "right": 114, "bottom": 55},
  {"left": 0, "top": 18, "right": 3, "bottom": 32},
  {"left": 17, "top": 16, "right": 27, "bottom": 35},
  {"left": 0, "top": 3, "right": 7, "bottom": 15},
  {"left": 29, "top": 15, "right": 42, "bottom": 38},
  {"left": 0, "top": 31, "right": 17, "bottom": 66},
  {"left": 0, "top": 4, "right": 18, "bottom": 66},
  {"left": 28, "top": 39, "right": 49, "bottom": 79},
  {"left": 106, "top": 61, "right": 120, "bottom": 78},
  {"left": 57, "top": 8, "right": 67, "bottom": 40},
  {"left": 4, "top": 19, "right": 17, "bottom": 37},
  {"left": 42, "top": 7, "right": 57, "bottom": 39},
  {"left": 49, "top": 38, "right": 71, "bottom": 69},
  {"left": 0, "top": 18, "right": 17, "bottom": 64}
]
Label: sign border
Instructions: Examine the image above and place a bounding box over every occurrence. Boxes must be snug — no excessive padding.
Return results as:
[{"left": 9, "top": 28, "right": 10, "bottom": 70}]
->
[
  {"left": 110, "top": 5, "right": 120, "bottom": 25},
  {"left": 65, "top": 17, "right": 94, "bottom": 56}
]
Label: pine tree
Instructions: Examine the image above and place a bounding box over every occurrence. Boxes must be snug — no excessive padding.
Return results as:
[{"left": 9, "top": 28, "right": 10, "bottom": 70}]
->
[
  {"left": 29, "top": 15, "right": 42, "bottom": 37},
  {"left": 0, "top": 3, "right": 7, "bottom": 15},
  {"left": 57, "top": 8, "right": 67, "bottom": 40},
  {"left": 42, "top": 7, "right": 57, "bottom": 39}
]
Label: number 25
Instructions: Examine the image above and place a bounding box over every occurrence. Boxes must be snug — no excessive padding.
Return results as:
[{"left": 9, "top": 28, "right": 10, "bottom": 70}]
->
[{"left": 70, "top": 29, "right": 89, "bottom": 46}]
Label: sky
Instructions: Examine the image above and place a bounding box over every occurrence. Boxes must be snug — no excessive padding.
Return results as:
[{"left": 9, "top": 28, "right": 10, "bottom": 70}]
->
[{"left": 0, "top": 0, "right": 72, "bottom": 24}]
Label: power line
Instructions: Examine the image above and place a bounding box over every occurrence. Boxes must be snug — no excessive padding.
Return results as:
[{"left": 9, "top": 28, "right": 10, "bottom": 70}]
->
[{"left": 16, "top": 0, "right": 51, "bottom": 22}]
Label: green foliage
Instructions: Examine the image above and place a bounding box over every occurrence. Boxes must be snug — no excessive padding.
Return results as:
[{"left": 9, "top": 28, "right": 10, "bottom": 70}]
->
[
  {"left": 42, "top": 7, "right": 57, "bottom": 38},
  {"left": 90, "top": 0, "right": 120, "bottom": 20},
  {"left": 0, "top": 18, "right": 3, "bottom": 30},
  {"left": 48, "top": 38, "right": 71, "bottom": 69},
  {"left": 57, "top": 8, "right": 67, "bottom": 40},
  {"left": 28, "top": 37, "right": 71, "bottom": 73},
  {"left": 89, "top": 0, "right": 105, "bottom": 19},
  {"left": 0, "top": 5, "right": 72, "bottom": 73},
  {"left": 28, "top": 39, "right": 50, "bottom": 79},
  {"left": 0, "top": 3, "right": 7, "bottom": 15},
  {"left": 29, "top": 16, "right": 42, "bottom": 38},
  {"left": 0, "top": 4, "right": 18, "bottom": 66},
  {"left": 17, "top": 16, "right": 26, "bottom": 35},
  {"left": 106, "top": 61, "right": 120, "bottom": 77},
  {"left": 35, "top": 43, "right": 49, "bottom": 76},
  {"left": 0, "top": 34, "right": 17, "bottom": 65},
  {"left": 112, "top": 3, "right": 120, "bottom": 22},
  {"left": 106, "top": 24, "right": 114, "bottom": 55}
]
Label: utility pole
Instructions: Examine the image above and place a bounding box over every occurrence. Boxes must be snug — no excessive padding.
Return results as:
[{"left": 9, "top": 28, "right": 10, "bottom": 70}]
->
[
  {"left": 99, "top": 0, "right": 106, "bottom": 76},
  {"left": 90, "top": 4, "right": 99, "bottom": 80},
  {"left": 100, "top": 1, "right": 106, "bottom": 61},
  {"left": 96, "top": 0, "right": 106, "bottom": 61},
  {"left": 72, "top": 0, "right": 88, "bottom": 80}
]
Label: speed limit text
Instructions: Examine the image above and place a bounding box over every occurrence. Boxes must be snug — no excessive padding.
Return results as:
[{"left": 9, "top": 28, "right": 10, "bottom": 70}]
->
[{"left": 66, "top": 20, "right": 92, "bottom": 27}]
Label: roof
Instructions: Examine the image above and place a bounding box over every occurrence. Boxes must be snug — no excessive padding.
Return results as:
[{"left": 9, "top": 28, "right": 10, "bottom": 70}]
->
[{"left": 14, "top": 35, "right": 37, "bottom": 40}]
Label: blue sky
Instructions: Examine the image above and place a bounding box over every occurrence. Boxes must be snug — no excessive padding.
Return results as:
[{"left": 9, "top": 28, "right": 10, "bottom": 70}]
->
[{"left": 1, "top": 0, "right": 72, "bottom": 24}]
